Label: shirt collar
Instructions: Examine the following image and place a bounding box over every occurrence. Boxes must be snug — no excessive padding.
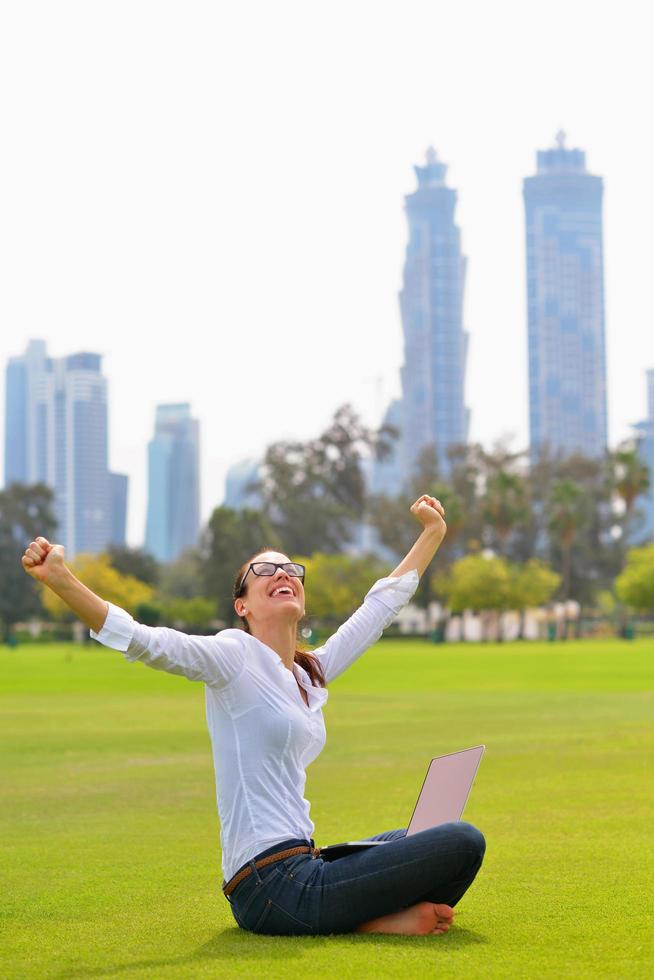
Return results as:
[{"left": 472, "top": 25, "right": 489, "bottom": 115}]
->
[{"left": 250, "top": 636, "right": 328, "bottom": 710}]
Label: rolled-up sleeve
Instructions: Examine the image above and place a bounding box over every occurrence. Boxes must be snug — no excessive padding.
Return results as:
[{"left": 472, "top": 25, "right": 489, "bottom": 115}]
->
[
  {"left": 314, "top": 569, "right": 419, "bottom": 683},
  {"left": 90, "top": 602, "right": 243, "bottom": 689},
  {"left": 90, "top": 602, "right": 135, "bottom": 650}
]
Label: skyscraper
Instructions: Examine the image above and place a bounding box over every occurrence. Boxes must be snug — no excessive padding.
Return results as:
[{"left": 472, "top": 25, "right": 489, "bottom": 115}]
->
[
  {"left": 523, "top": 132, "right": 608, "bottom": 459},
  {"left": 370, "top": 398, "right": 404, "bottom": 496},
  {"left": 224, "top": 458, "right": 262, "bottom": 511},
  {"left": 145, "top": 403, "right": 200, "bottom": 562},
  {"left": 398, "top": 148, "right": 470, "bottom": 479},
  {"left": 3, "top": 340, "right": 128, "bottom": 556},
  {"left": 632, "top": 369, "right": 654, "bottom": 542}
]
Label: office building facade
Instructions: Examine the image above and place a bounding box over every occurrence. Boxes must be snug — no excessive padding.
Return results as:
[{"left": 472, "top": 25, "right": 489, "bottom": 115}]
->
[
  {"left": 523, "top": 133, "right": 608, "bottom": 459},
  {"left": 4, "top": 340, "right": 127, "bottom": 556},
  {"left": 224, "top": 458, "right": 262, "bottom": 511},
  {"left": 399, "top": 148, "right": 470, "bottom": 478},
  {"left": 145, "top": 403, "right": 200, "bottom": 562},
  {"left": 633, "top": 369, "right": 654, "bottom": 542}
]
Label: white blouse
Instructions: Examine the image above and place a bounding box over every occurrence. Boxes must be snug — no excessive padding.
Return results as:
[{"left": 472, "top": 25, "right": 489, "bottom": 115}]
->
[{"left": 90, "top": 568, "right": 420, "bottom": 882}]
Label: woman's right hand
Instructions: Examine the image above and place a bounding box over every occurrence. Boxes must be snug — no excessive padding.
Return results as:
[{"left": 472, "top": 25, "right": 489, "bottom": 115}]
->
[{"left": 21, "top": 537, "right": 67, "bottom": 584}]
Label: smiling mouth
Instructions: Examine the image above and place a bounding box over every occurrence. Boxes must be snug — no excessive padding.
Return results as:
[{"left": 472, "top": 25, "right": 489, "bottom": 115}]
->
[{"left": 269, "top": 587, "right": 295, "bottom": 598}]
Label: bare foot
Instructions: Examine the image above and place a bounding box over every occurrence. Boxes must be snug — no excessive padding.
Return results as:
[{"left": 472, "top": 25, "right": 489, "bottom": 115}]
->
[{"left": 355, "top": 901, "right": 454, "bottom": 936}]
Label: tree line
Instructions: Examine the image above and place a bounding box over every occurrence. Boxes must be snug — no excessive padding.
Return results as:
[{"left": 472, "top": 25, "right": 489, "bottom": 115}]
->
[{"left": 1, "top": 403, "right": 653, "bottom": 640}]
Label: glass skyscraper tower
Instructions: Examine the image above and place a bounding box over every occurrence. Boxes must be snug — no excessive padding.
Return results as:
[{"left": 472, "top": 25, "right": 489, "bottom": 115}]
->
[
  {"left": 523, "top": 133, "right": 608, "bottom": 459},
  {"left": 224, "top": 458, "right": 262, "bottom": 511},
  {"left": 145, "top": 403, "right": 200, "bottom": 562},
  {"left": 3, "top": 339, "right": 127, "bottom": 556},
  {"left": 399, "top": 148, "right": 469, "bottom": 477},
  {"left": 633, "top": 369, "right": 654, "bottom": 542}
]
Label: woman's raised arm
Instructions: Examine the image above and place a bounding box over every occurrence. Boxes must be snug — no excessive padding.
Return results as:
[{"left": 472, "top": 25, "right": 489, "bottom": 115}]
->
[
  {"left": 22, "top": 537, "right": 108, "bottom": 632},
  {"left": 389, "top": 494, "right": 447, "bottom": 578},
  {"left": 314, "top": 495, "right": 447, "bottom": 683},
  {"left": 21, "top": 536, "right": 243, "bottom": 688}
]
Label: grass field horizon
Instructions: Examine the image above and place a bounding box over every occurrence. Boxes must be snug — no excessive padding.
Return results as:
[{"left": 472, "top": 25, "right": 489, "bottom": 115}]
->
[{"left": 2, "top": 637, "right": 653, "bottom": 979}]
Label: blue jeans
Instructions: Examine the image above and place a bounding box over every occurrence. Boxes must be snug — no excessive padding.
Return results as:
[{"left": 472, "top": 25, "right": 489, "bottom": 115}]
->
[{"left": 226, "top": 822, "right": 486, "bottom": 935}]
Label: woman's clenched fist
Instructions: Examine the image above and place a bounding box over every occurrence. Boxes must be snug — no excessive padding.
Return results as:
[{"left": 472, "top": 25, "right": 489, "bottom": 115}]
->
[
  {"left": 21, "top": 536, "right": 66, "bottom": 583},
  {"left": 410, "top": 495, "right": 447, "bottom": 540}
]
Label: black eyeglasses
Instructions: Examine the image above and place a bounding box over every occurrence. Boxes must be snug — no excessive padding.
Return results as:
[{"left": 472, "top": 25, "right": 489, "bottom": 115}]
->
[{"left": 237, "top": 561, "right": 305, "bottom": 597}]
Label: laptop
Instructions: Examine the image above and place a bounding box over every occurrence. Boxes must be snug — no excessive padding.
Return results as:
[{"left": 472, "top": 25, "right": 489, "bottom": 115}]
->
[{"left": 319, "top": 745, "right": 485, "bottom": 861}]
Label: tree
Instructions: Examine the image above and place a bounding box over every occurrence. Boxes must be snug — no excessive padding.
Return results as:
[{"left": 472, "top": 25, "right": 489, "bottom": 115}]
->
[
  {"left": 366, "top": 492, "right": 419, "bottom": 563},
  {"left": 509, "top": 559, "right": 560, "bottom": 609},
  {"left": 615, "top": 544, "right": 654, "bottom": 611},
  {"left": 157, "top": 547, "right": 206, "bottom": 600},
  {"left": 509, "top": 559, "right": 560, "bottom": 637},
  {"left": 407, "top": 445, "right": 466, "bottom": 554},
  {"left": 298, "top": 552, "right": 388, "bottom": 624},
  {"left": 526, "top": 448, "right": 621, "bottom": 603},
  {"left": 482, "top": 470, "right": 530, "bottom": 556},
  {"left": 254, "top": 404, "right": 393, "bottom": 556},
  {"left": 200, "top": 506, "right": 282, "bottom": 624},
  {"left": 106, "top": 545, "right": 160, "bottom": 586},
  {"left": 0, "top": 483, "right": 57, "bottom": 640},
  {"left": 367, "top": 485, "right": 464, "bottom": 609},
  {"left": 159, "top": 597, "right": 217, "bottom": 631},
  {"left": 367, "top": 443, "right": 466, "bottom": 608},
  {"left": 547, "top": 479, "right": 588, "bottom": 600},
  {"left": 445, "top": 442, "right": 485, "bottom": 549},
  {"left": 42, "top": 554, "right": 154, "bottom": 621},
  {"left": 610, "top": 440, "right": 651, "bottom": 545},
  {"left": 436, "top": 554, "right": 513, "bottom": 640},
  {"left": 437, "top": 554, "right": 512, "bottom": 613}
]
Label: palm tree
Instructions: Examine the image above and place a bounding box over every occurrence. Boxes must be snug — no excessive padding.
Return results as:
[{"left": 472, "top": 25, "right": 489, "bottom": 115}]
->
[
  {"left": 482, "top": 470, "right": 530, "bottom": 555},
  {"left": 610, "top": 441, "right": 651, "bottom": 546},
  {"left": 547, "top": 479, "right": 587, "bottom": 599}
]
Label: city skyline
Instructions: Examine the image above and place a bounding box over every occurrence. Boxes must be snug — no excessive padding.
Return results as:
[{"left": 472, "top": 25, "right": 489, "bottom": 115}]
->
[
  {"left": 3, "top": 119, "right": 651, "bottom": 549},
  {"left": 2, "top": 2, "right": 653, "bottom": 547}
]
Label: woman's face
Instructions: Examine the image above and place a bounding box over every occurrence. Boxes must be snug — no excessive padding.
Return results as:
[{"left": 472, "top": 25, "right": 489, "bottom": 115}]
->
[{"left": 234, "top": 551, "right": 305, "bottom": 627}]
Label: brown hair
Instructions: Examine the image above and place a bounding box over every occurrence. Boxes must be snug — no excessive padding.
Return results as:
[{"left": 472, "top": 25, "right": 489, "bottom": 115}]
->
[{"left": 232, "top": 549, "right": 326, "bottom": 689}]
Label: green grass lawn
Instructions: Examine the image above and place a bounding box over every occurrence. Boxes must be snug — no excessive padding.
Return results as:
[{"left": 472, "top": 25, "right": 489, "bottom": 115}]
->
[{"left": 1, "top": 638, "right": 653, "bottom": 979}]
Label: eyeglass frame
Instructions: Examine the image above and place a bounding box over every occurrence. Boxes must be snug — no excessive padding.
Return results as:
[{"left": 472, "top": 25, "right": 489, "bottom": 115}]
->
[{"left": 236, "top": 561, "right": 306, "bottom": 598}]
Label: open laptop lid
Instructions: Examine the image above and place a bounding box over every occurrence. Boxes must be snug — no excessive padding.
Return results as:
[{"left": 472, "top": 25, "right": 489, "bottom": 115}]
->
[
  {"left": 319, "top": 744, "right": 485, "bottom": 860},
  {"left": 406, "top": 744, "right": 485, "bottom": 835}
]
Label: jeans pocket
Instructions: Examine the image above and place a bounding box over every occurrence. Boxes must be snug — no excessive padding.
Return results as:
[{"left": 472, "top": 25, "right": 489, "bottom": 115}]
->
[
  {"left": 277, "top": 854, "right": 321, "bottom": 884},
  {"left": 252, "top": 896, "right": 315, "bottom": 936},
  {"left": 229, "top": 865, "right": 276, "bottom": 920}
]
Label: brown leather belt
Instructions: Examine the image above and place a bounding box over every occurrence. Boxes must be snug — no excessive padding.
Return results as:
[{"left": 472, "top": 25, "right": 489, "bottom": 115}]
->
[{"left": 222, "top": 845, "right": 321, "bottom": 898}]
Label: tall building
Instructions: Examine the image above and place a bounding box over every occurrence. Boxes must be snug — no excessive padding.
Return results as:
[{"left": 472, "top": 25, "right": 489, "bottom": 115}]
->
[
  {"left": 3, "top": 340, "right": 128, "bottom": 556},
  {"left": 224, "top": 458, "right": 262, "bottom": 511},
  {"left": 523, "top": 132, "right": 608, "bottom": 459},
  {"left": 370, "top": 398, "right": 405, "bottom": 496},
  {"left": 632, "top": 369, "right": 654, "bottom": 542},
  {"left": 109, "top": 472, "right": 128, "bottom": 548},
  {"left": 398, "top": 148, "right": 470, "bottom": 478},
  {"left": 145, "top": 403, "right": 200, "bottom": 562}
]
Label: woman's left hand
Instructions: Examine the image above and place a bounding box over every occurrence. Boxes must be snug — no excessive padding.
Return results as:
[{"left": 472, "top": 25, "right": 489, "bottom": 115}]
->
[
  {"left": 410, "top": 495, "right": 447, "bottom": 537},
  {"left": 388, "top": 496, "right": 448, "bottom": 578}
]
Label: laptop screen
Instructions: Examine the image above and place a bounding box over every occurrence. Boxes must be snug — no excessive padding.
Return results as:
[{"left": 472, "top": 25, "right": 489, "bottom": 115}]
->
[{"left": 406, "top": 745, "right": 485, "bottom": 835}]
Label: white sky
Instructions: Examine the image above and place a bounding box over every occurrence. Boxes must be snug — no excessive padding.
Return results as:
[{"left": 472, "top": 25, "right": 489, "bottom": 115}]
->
[{"left": 1, "top": 0, "right": 653, "bottom": 546}]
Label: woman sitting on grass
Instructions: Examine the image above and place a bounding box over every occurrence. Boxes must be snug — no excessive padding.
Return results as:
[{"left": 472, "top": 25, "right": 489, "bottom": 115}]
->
[{"left": 21, "top": 493, "right": 485, "bottom": 937}]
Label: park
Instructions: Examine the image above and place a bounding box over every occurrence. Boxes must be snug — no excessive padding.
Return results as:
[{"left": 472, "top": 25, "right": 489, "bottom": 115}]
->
[
  {"left": 2, "top": 635, "right": 652, "bottom": 978},
  {"left": 3, "top": 3, "right": 654, "bottom": 975}
]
